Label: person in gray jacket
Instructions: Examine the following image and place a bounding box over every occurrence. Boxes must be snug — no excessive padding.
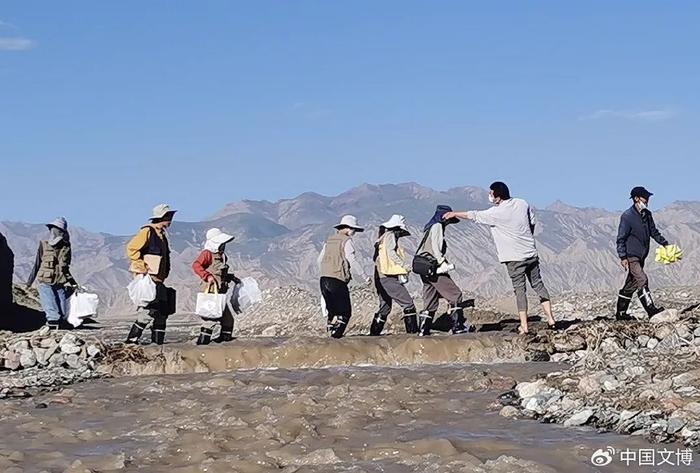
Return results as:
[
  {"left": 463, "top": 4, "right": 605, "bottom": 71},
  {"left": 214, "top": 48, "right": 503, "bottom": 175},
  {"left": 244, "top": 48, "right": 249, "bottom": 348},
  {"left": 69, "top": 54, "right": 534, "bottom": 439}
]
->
[
  {"left": 615, "top": 186, "right": 669, "bottom": 319},
  {"left": 416, "top": 205, "right": 471, "bottom": 336}
]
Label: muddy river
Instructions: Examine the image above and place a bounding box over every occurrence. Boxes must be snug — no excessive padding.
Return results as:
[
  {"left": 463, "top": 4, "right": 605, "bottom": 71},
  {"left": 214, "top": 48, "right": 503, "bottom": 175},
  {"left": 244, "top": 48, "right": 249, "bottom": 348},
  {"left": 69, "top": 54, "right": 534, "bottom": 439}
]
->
[{"left": 2, "top": 361, "right": 694, "bottom": 472}]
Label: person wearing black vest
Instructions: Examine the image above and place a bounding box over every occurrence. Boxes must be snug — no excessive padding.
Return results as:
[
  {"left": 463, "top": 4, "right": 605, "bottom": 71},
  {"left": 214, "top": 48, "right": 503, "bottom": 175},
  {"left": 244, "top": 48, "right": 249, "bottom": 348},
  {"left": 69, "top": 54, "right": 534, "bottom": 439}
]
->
[
  {"left": 125, "top": 204, "right": 176, "bottom": 345},
  {"left": 26, "top": 217, "right": 77, "bottom": 330},
  {"left": 615, "top": 187, "right": 670, "bottom": 319}
]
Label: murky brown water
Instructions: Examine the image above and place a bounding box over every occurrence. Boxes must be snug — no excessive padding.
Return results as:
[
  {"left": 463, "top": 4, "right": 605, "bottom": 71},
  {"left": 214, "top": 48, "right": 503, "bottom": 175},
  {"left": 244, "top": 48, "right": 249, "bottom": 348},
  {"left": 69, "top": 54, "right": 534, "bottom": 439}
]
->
[{"left": 1, "top": 362, "right": 694, "bottom": 473}]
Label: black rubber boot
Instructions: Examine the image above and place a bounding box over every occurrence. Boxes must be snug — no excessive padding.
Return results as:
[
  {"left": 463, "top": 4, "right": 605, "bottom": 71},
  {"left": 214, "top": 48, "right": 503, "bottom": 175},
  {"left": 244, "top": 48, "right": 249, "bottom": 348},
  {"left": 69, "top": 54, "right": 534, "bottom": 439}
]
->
[
  {"left": 330, "top": 315, "right": 349, "bottom": 339},
  {"left": 418, "top": 311, "right": 434, "bottom": 337},
  {"left": 369, "top": 313, "right": 386, "bottom": 336},
  {"left": 216, "top": 329, "right": 233, "bottom": 343},
  {"left": 196, "top": 327, "right": 213, "bottom": 345},
  {"left": 402, "top": 307, "right": 419, "bottom": 334},
  {"left": 46, "top": 321, "right": 60, "bottom": 331},
  {"left": 125, "top": 322, "right": 147, "bottom": 344},
  {"left": 638, "top": 286, "right": 664, "bottom": 317},
  {"left": 450, "top": 305, "right": 469, "bottom": 334},
  {"left": 615, "top": 291, "right": 634, "bottom": 320}
]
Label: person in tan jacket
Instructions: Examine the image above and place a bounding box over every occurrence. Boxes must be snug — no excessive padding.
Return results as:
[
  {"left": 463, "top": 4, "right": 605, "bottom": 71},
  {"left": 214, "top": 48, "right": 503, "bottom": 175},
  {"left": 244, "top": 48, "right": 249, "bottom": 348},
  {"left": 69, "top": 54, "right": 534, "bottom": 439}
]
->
[
  {"left": 371, "top": 215, "right": 418, "bottom": 335},
  {"left": 125, "top": 204, "right": 176, "bottom": 345},
  {"left": 317, "top": 215, "right": 370, "bottom": 339}
]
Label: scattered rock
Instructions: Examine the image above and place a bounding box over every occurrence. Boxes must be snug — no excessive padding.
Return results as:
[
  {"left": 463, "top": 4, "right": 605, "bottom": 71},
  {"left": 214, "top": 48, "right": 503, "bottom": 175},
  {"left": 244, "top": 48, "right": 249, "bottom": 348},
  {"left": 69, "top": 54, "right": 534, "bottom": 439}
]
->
[
  {"left": 563, "top": 409, "right": 594, "bottom": 427},
  {"left": 499, "top": 406, "right": 520, "bottom": 418},
  {"left": 650, "top": 309, "right": 679, "bottom": 324}
]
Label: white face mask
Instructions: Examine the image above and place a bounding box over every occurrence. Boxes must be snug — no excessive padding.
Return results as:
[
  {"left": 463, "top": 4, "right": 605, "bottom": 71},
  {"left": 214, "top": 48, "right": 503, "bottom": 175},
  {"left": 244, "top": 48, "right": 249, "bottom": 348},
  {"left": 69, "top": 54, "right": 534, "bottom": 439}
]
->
[
  {"left": 637, "top": 201, "right": 648, "bottom": 211},
  {"left": 347, "top": 229, "right": 356, "bottom": 237},
  {"left": 488, "top": 194, "right": 497, "bottom": 204}
]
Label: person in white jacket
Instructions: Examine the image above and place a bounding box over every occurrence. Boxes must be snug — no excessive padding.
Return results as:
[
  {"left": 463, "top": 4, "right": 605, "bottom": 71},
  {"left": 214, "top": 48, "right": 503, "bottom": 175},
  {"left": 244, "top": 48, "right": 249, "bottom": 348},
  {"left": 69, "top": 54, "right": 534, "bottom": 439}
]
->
[
  {"left": 445, "top": 182, "right": 556, "bottom": 335},
  {"left": 318, "top": 215, "right": 370, "bottom": 338}
]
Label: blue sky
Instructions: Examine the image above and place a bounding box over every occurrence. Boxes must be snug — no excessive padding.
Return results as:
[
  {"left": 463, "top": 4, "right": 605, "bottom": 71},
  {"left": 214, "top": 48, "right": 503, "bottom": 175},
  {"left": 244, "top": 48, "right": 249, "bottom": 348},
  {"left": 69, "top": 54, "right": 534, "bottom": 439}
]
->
[{"left": 1, "top": 1, "right": 698, "bottom": 234}]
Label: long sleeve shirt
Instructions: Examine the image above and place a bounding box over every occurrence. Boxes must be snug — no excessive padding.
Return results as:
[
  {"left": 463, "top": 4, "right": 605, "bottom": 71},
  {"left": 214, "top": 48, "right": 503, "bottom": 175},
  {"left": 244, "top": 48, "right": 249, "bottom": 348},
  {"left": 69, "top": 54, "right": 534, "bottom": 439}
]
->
[
  {"left": 375, "top": 231, "right": 409, "bottom": 277},
  {"left": 616, "top": 206, "right": 668, "bottom": 260},
  {"left": 417, "top": 224, "right": 447, "bottom": 265},
  {"left": 467, "top": 198, "right": 538, "bottom": 263},
  {"left": 26, "top": 242, "right": 75, "bottom": 287},
  {"left": 125, "top": 225, "right": 171, "bottom": 282},
  {"left": 317, "top": 238, "right": 369, "bottom": 281}
]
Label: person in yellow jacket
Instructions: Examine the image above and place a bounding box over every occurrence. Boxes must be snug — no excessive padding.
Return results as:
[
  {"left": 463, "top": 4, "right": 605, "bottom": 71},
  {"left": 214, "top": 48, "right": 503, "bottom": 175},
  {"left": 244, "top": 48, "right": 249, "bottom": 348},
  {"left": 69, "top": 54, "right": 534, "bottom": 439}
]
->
[
  {"left": 124, "top": 204, "right": 176, "bottom": 345},
  {"left": 370, "top": 215, "right": 418, "bottom": 335}
]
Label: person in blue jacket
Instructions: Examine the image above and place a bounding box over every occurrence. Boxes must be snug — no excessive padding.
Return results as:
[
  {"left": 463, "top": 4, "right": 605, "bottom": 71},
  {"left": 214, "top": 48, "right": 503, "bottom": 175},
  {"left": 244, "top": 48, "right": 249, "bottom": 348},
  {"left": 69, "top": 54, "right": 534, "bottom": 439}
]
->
[{"left": 615, "top": 186, "right": 670, "bottom": 319}]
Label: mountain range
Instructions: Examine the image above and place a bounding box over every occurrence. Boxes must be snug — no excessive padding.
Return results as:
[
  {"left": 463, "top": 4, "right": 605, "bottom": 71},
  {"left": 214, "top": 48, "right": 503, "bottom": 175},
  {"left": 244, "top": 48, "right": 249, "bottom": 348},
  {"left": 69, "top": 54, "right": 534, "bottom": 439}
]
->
[{"left": 2, "top": 183, "right": 698, "bottom": 315}]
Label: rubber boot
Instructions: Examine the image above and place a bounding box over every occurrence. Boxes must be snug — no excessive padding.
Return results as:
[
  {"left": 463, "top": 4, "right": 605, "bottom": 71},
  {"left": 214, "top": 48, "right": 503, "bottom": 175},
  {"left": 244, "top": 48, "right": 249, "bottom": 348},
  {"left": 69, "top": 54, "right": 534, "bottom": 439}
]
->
[
  {"left": 46, "top": 321, "right": 60, "bottom": 331},
  {"left": 418, "top": 311, "right": 434, "bottom": 337},
  {"left": 450, "top": 305, "right": 470, "bottom": 334},
  {"left": 615, "top": 291, "right": 634, "bottom": 320},
  {"left": 151, "top": 328, "right": 165, "bottom": 345},
  {"left": 369, "top": 313, "right": 386, "bottom": 336},
  {"left": 402, "top": 307, "right": 419, "bottom": 334},
  {"left": 125, "top": 322, "right": 147, "bottom": 344},
  {"left": 216, "top": 329, "right": 233, "bottom": 343},
  {"left": 196, "top": 327, "right": 213, "bottom": 345},
  {"left": 330, "top": 315, "right": 349, "bottom": 339},
  {"left": 638, "top": 286, "right": 664, "bottom": 317}
]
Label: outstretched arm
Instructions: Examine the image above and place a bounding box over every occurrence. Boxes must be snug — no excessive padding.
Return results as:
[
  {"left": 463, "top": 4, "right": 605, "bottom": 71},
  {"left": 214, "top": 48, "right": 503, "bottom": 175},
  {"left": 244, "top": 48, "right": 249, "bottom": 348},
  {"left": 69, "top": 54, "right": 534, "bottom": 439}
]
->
[{"left": 26, "top": 243, "right": 43, "bottom": 287}]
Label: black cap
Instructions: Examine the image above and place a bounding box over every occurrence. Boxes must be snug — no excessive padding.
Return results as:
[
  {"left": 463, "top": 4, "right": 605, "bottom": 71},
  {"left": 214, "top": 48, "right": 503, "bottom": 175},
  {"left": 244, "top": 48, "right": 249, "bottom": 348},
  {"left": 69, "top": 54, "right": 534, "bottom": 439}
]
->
[{"left": 630, "top": 186, "right": 653, "bottom": 200}]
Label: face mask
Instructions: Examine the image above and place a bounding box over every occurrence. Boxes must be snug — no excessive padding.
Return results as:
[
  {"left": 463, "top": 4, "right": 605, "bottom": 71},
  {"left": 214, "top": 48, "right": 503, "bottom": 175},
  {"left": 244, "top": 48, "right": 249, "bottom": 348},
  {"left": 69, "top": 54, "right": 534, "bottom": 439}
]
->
[
  {"left": 637, "top": 201, "right": 648, "bottom": 211},
  {"left": 488, "top": 195, "right": 496, "bottom": 204},
  {"left": 347, "top": 229, "right": 356, "bottom": 237}
]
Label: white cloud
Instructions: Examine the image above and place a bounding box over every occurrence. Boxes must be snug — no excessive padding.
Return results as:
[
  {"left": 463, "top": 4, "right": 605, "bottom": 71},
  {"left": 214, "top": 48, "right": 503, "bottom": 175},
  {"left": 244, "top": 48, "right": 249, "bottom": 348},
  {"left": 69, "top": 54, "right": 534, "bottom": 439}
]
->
[
  {"left": 0, "top": 37, "right": 35, "bottom": 51},
  {"left": 580, "top": 108, "right": 677, "bottom": 122}
]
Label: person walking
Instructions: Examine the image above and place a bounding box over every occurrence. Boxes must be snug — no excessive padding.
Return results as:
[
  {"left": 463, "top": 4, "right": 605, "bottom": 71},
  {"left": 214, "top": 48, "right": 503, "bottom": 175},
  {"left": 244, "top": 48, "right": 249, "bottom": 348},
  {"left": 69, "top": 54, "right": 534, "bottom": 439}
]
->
[
  {"left": 444, "top": 182, "right": 555, "bottom": 335},
  {"left": 191, "top": 228, "right": 240, "bottom": 344},
  {"left": 370, "top": 215, "right": 418, "bottom": 335},
  {"left": 125, "top": 204, "right": 176, "bottom": 345},
  {"left": 415, "top": 205, "right": 470, "bottom": 336},
  {"left": 26, "top": 217, "right": 77, "bottom": 330},
  {"left": 615, "top": 186, "right": 670, "bottom": 319},
  {"left": 318, "top": 215, "right": 370, "bottom": 339}
]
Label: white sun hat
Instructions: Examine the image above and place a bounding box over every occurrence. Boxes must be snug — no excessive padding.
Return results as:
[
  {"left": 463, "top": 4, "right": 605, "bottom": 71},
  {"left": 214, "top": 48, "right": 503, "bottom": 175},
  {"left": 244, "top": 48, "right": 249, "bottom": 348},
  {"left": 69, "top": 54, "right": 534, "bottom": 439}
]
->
[
  {"left": 381, "top": 214, "right": 408, "bottom": 231},
  {"left": 150, "top": 203, "right": 177, "bottom": 220},
  {"left": 204, "top": 228, "right": 235, "bottom": 251},
  {"left": 334, "top": 215, "right": 364, "bottom": 232}
]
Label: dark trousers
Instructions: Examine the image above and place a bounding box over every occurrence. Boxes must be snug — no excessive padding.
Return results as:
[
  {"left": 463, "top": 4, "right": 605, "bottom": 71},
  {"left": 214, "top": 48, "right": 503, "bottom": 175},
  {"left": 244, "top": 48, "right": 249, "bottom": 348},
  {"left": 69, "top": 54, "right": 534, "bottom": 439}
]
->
[
  {"left": 320, "top": 277, "right": 351, "bottom": 320},
  {"left": 621, "top": 257, "right": 648, "bottom": 294},
  {"left": 504, "top": 256, "right": 550, "bottom": 312}
]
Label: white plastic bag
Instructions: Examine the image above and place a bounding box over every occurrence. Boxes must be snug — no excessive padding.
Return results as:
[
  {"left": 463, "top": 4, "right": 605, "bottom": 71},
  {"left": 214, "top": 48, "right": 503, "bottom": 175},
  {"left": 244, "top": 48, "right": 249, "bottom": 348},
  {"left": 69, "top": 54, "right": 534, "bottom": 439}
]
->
[
  {"left": 66, "top": 291, "right": 100, "bottom": 327},
  {"left": 195, "top": 292, "right": 227, "bottom": 319},
  {"left": 127, "top": 274, "right": 157, "bottom": 307},
  {"left": 231, "top": 277, "right": 262, "bottom": 312}
]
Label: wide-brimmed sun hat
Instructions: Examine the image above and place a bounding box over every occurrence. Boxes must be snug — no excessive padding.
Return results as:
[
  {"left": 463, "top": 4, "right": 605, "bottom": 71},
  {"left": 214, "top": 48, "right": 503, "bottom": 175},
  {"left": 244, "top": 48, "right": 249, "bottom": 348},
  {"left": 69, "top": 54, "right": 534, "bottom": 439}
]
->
[
  {"left": 205, "top": 228, "right": 235, "bottom": 246},
  {"left": 46, "top": 217, "right": 68, "bottom": 232},
  {"left": 334, "top": 215, "right": 364, "bottom": 232},
  {"left": 150, "top": 203, "right": 177, "bottom": 220},
  {"left": 381, "top": 214, "right": 408, "bottom": 231}
]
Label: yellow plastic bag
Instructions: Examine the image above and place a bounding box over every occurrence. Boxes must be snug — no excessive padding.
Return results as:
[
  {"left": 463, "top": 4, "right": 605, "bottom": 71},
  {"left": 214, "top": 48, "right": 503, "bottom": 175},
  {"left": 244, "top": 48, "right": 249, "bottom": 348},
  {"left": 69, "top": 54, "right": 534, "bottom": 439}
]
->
[{"left": 655, "top": 244, "right": 683, "bottom": 265}]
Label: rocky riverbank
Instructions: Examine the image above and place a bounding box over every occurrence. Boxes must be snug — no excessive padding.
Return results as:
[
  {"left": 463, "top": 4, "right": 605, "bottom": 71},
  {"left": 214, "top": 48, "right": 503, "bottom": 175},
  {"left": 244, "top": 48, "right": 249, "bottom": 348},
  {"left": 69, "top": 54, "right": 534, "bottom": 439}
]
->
[
  {"left": 502, "top": 305, "right": 700, "bottom": 449},
  {"left": 0, "top": 327, "right": 104, "bottom": 399}
]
